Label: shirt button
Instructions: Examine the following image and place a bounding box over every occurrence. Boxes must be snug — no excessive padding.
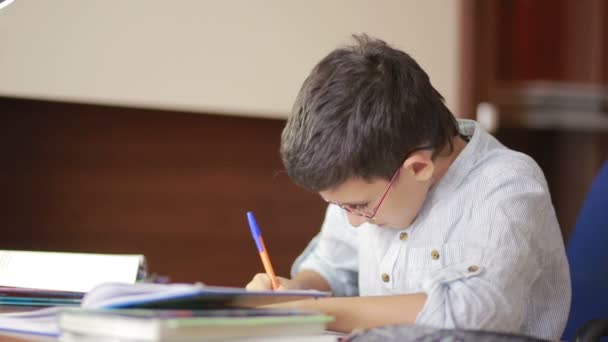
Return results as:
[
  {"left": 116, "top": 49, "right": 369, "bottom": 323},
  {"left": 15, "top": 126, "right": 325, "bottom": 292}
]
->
[
  {"left": 381, "top": 273, "right": 390, "bottom": 282},
  {"left": 431, "top": 250, "right": 440, "bottom": 260},
  {"left": 468, "top": 265, "right": 479, "bottom": 272},
  {"left": 399, "top": 232, "right": 409, "bottom": 241}
]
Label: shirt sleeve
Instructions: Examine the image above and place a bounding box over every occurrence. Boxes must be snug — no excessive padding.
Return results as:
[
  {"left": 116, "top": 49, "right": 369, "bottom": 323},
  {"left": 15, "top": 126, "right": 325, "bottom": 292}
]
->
[
  {"left": 415, "top": 158, "right": 571, "bottom": 339},
  {"left": 291, "top": 204, "right": 360, "bottom": 297}
]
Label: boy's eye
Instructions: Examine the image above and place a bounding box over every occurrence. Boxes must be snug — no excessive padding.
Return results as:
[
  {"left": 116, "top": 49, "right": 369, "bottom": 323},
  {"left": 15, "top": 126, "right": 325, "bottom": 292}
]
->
[{"left": 348, "top": 204, "right": 368, "bottom": 211}]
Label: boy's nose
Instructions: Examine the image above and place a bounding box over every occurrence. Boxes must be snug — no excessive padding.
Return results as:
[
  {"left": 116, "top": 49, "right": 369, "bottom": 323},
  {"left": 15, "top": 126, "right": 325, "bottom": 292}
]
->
[{"left": 346, "top": 212, "right": 369, "bottom": 227}]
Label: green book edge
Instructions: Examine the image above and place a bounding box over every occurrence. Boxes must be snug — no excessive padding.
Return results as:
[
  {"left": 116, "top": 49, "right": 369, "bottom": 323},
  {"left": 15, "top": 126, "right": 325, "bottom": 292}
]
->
[{"left": 165, "top": 315, "right": 334, "bottom": 328}]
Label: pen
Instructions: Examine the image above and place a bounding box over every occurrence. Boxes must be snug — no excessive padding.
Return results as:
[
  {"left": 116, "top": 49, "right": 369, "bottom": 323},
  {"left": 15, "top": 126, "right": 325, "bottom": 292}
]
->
[{"left": 246, "top": 211, "right": 280, "bottom": 290}]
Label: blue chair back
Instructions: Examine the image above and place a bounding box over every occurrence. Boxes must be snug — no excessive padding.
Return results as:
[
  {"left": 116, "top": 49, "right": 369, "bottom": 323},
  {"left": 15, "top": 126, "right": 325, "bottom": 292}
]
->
[{"left": 562, "top": 161, "right": 608, "bottom": 341}]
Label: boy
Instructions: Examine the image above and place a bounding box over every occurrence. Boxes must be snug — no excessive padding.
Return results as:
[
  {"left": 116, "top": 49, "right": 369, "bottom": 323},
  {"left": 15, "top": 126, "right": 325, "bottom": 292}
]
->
[{"left": 246, "top": 35, "right": 571, "bottom": 340}]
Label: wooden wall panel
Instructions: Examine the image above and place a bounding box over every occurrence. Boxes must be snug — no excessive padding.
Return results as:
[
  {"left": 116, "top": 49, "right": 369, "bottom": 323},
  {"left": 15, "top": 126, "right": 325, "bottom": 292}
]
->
[
  {"left": 496, "top": 0, "right": 567, "bottom": 82},
  {"left": 494, "top": 0, "right": 607, "bottom": 84},
  {"left": 0, "top": 97, "right": 326, "bottom": 286}
]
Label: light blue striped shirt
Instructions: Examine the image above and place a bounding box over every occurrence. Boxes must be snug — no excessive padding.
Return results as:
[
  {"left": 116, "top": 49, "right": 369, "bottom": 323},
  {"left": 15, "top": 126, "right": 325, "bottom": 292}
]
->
[{"left": 292, "top": 119, "right": 571, "bottom": 340}]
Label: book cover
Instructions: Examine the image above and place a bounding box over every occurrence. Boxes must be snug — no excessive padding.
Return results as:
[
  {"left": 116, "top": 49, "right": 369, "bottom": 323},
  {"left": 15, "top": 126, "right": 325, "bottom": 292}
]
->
[
  {"left": 59, "top": 307, "right": 334, "bottom": 341},
  {"left": 81, "top": 283, "right": 331, "bottom": 310}
]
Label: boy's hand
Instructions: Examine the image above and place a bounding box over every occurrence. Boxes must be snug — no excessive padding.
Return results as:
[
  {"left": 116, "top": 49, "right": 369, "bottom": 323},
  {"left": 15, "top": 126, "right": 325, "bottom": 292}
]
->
[{"left": 246, "top": 273, "right": 299, "bottom": 291}]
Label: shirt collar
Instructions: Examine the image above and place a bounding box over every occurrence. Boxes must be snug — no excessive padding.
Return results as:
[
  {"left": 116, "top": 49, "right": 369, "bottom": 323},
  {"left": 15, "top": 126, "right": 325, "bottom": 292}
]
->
[{"left": 426, "top": 119, "right": 486, "bottom": 200}]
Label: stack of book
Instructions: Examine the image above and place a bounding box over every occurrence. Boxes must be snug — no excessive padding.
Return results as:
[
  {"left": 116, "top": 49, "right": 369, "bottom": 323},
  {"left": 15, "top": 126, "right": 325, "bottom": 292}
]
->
[{"left": 0, "top": 252, "right": 336, "bottom": 341}]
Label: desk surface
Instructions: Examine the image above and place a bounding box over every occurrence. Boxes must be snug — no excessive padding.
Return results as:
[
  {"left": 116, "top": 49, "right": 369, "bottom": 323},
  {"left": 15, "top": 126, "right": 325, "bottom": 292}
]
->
[{"left": 0, "top": 333, "right": 52, "bottom": 342}]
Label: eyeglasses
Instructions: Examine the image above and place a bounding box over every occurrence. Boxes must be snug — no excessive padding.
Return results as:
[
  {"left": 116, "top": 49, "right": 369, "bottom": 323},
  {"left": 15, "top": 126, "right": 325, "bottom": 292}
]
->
[{"left": 325, "top": 145, "right": 434, "bottom": 219}]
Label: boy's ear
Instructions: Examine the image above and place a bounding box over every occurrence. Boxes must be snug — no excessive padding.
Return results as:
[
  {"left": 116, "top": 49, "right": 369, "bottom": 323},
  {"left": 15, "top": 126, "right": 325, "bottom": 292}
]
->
[{"left": 402, "top": 150, "right": 434, "bottom": 182}]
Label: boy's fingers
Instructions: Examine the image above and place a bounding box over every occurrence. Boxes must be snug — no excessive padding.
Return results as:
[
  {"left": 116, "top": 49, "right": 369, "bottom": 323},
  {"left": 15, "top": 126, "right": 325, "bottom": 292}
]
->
[
  {"left": 276, "top": 276, "right": 297, "bottom": 291},
  {"left": 246, "top": 273, "right": 272, "bottom": 290}
]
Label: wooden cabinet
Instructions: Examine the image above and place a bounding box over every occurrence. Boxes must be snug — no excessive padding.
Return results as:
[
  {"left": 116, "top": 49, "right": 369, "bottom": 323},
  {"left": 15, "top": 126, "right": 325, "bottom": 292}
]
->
[{"left": 460, "top": 0, "right": 608, "bottom": 240}]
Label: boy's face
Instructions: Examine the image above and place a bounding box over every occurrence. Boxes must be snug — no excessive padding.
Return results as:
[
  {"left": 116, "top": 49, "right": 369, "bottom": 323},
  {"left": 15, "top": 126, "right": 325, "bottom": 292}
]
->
[{"left": 320, "top": 153, "right": 435, "bottom": 229}]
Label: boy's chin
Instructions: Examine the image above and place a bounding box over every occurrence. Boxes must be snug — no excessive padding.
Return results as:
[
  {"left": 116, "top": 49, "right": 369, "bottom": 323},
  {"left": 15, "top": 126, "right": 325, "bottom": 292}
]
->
[{"left": 376, "top": 222, "right": 408, "bottom": 229}]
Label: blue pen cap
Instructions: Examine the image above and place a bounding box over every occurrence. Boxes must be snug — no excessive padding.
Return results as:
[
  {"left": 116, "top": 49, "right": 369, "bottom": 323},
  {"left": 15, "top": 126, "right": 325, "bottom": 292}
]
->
[{"left": 247, "top": 211, "right": 265, "bottom": 253}]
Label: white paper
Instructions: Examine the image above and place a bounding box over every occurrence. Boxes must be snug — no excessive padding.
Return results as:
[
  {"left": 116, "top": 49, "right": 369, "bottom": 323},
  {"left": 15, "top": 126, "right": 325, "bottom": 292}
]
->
[{"left": 0, "top": 250, "right": 143, "bottom": 293}]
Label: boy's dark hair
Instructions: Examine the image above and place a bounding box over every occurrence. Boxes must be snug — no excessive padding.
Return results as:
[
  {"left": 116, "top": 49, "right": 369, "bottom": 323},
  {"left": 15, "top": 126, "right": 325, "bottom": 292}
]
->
[{"left": 280, "top": 34, "right": 459, "bottom": 192}]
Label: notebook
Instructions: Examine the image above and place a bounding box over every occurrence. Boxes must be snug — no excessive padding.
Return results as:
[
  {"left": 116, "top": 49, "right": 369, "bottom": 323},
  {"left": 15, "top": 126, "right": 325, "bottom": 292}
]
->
[
  {"left": 0, "top": 287, "right": 84, "bottom": 307},
  {"left": 81, "top": 283, "right": 331, "bottom": 309},
  {"left": 59, "top": 308, "right": 334, "bottom": 341},
  {"left": 0, "top": 282, "right": 331, "bottom": 337}
]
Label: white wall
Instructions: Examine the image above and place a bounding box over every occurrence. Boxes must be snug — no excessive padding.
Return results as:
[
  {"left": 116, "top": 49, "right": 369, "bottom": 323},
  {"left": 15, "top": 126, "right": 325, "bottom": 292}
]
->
[{"left": 0, "top": 1, "right": 460, "bottom": 118}]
